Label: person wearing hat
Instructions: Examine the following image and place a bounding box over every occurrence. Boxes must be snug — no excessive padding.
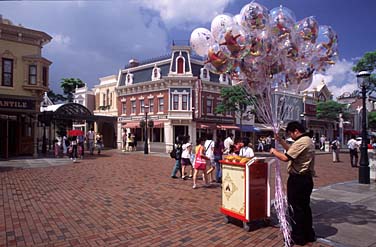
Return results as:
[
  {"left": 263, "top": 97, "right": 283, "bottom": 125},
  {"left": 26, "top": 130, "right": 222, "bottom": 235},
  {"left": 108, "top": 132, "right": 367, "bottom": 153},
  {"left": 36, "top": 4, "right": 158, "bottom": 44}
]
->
[{"left": 269, "top": 121, "right": 316, "bottom": 246}]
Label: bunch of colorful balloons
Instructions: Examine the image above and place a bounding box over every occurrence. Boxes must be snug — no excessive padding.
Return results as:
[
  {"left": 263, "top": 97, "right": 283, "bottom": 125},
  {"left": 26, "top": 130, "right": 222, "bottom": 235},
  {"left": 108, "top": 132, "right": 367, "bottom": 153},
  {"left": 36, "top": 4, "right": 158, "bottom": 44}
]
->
[{"left": 190, "top": 2, "right": 338, "bottom": 94}]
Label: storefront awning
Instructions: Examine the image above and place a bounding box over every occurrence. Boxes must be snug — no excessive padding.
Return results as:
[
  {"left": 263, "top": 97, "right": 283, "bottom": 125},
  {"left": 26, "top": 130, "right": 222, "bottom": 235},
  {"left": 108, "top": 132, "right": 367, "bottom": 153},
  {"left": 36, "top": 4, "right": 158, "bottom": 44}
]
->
[
  {"left": 152, "top": 120, "right": 165, "bottom": 128},
  {"left": 217, "top": 124, "right": 240, "bottom": 130},
  {"left": 237, "top": 125, "right": 260, "bottom": 132},
  {"left": 122, "top": 122, "right": 139, "bottom": 128},
  {"left": 197, "top": 123, "right": 216, "bottom": 129}
]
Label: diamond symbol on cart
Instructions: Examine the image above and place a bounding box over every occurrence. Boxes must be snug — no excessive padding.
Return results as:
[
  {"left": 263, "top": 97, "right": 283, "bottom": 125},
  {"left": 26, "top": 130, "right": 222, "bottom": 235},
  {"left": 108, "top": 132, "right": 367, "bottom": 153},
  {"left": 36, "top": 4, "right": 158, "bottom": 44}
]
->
[{"left": 223, "top": 173, "right": 238, "bottom": 201}]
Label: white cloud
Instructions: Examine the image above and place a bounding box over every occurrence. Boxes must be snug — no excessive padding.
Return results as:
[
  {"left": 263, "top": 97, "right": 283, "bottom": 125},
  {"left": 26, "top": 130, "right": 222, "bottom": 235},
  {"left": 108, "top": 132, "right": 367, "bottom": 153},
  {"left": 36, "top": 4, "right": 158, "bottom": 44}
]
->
[
  {"left": 50, "top": 33, "right": 71, "bottom": 48},
  {"left": 140, "top": 0, "right": 232, "bottom": 28},
  {"left": 312, "top": 59, "right": 358, "bottom": 98}
]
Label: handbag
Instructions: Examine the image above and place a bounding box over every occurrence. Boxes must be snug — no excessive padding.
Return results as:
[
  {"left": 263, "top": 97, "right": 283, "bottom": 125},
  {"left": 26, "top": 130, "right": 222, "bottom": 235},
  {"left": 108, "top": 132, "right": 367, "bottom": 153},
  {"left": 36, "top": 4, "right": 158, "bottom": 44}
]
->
[{"left": 194, "top": 145, "right": 207, "bottom": 170}]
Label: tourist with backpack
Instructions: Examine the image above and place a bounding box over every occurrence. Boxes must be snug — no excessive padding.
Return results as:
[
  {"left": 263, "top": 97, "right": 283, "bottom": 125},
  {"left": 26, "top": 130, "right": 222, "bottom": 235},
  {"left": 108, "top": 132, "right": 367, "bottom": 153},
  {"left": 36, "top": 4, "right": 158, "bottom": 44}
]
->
[{"left": 170, "top": 136, "right": 183, "bottom": 179}]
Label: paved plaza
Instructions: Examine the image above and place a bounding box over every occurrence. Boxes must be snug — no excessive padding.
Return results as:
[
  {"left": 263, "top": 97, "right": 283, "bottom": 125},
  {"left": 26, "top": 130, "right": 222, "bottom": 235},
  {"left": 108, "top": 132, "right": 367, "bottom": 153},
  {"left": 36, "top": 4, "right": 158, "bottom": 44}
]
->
[{"left": 1, "top": 150, "right": 374, "bottom": 247}]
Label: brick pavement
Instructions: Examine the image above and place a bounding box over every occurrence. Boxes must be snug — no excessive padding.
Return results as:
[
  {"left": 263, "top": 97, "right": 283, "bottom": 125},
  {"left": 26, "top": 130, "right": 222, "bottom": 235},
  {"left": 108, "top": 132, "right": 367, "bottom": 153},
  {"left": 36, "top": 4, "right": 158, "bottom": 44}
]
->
[{"left": 0, "top": 150, "right": 358, "bottom": 247}]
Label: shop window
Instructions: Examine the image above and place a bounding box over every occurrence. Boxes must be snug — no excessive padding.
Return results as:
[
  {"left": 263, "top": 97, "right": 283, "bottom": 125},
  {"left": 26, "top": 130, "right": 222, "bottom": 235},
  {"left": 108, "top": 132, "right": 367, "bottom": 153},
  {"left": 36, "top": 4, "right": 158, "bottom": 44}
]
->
[
  {"left": 2, "top": 58, "right": 13, "bottom": 87},
  {"left": 29, "top": 65, "right": 37, "bottom": 85}
]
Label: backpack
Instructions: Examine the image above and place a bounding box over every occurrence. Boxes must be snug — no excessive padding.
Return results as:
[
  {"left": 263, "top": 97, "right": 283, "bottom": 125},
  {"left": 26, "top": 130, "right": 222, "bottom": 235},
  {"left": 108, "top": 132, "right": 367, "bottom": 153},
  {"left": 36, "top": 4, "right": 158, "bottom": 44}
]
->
[{"left": 170, "top": 148, "right": 177, "bottom": 159}]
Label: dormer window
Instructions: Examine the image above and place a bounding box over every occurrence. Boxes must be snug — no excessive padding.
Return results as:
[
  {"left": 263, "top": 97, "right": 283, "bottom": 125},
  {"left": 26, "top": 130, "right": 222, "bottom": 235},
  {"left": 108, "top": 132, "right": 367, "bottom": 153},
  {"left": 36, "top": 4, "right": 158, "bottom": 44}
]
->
[
  {"left": 126, "top": 73, "right": 133, "bottom": 85},
  {"left": 200, "top": 68, "right": 210, "bottom": 81},
  {"left": 177, "top": 57, "right": 184, "bottom": 74},
  {"left": 219, "top": 73, "right": 228, "bottom": 84},
  {"left": 152, "top": 66, "right": 161, "bottom": 81}
]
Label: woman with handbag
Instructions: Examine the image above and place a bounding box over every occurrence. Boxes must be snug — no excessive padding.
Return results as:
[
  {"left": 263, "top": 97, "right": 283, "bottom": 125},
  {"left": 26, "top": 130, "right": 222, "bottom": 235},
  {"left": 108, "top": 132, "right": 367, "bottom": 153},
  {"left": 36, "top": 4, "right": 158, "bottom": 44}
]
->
[{"left": 192, "top": 137, "right": 210, "bottom": 189}]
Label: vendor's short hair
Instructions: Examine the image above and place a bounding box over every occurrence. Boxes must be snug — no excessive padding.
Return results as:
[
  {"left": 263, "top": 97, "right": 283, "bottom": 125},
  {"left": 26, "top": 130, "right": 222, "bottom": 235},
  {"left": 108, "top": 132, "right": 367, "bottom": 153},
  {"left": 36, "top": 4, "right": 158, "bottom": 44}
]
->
[{"left": 286, "top": 121, "right": 305, "bottom": 134}]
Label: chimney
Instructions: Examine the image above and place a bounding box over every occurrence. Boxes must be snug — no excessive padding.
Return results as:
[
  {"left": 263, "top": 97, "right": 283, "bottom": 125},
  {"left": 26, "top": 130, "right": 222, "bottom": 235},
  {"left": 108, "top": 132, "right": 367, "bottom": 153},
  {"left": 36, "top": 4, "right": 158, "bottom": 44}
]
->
[{"left": 128, "top": 59, "right": 139, "bottom": 68}]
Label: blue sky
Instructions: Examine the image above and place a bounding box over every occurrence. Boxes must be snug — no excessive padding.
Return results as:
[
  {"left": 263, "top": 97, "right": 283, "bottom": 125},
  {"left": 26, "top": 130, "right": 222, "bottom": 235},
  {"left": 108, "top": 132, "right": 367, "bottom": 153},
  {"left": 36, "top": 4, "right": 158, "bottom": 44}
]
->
[{"left": 1, "top": 0, "right": 375, "bottom": 97}]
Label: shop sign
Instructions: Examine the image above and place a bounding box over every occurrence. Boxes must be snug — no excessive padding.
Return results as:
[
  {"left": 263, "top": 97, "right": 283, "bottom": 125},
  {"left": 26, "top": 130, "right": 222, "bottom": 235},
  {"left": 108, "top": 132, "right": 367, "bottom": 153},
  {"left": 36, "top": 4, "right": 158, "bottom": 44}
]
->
[{"left": 0, "top": 98, "right": 35, "bottom": 110}]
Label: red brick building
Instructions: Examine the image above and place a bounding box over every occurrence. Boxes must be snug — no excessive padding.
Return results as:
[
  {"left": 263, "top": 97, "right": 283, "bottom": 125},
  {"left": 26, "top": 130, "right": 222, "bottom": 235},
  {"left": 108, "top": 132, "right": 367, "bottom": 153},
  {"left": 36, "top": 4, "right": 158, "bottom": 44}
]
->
[{"left": 116, "top": 45, "right": 236, "bottom": 152}]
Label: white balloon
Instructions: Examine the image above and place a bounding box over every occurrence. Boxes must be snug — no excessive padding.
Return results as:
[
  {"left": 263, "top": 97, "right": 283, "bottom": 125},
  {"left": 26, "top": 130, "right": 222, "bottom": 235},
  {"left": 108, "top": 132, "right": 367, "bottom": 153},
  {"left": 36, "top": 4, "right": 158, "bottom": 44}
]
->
[
  {"left": 210, "top": 14, "right": 234, "bottom": 42},
  {"left": 190, "top": 27, "right": 214, "bottom": 57}
]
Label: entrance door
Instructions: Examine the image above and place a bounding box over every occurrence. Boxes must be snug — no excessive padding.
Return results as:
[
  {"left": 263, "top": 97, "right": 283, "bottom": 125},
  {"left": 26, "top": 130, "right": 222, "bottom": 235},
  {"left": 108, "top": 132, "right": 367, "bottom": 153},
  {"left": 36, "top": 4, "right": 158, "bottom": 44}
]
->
[
  {"left": 174, "top": 125, "right": 188, "bottom": 142},
  {"left": 8, "top": 120, "right": 17, "bottom": 156}
]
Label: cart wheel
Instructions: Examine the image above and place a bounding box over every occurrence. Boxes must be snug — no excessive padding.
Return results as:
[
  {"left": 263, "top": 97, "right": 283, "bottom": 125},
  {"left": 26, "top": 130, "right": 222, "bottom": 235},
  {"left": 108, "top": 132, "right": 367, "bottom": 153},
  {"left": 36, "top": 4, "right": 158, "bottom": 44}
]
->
[
  {"left": 243, "top": 222, "right": 251, "bottom": 232},
  {"left": 224, "top": 216, "right": 230, "bottom": 224}
]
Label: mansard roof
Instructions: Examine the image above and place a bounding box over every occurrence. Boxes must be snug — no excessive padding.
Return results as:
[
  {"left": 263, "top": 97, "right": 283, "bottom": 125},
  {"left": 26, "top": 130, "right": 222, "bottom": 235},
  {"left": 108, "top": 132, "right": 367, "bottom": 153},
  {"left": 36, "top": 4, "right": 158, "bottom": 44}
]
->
[{"left": 118, "top": 51, "right": 222, "bottom": 87}]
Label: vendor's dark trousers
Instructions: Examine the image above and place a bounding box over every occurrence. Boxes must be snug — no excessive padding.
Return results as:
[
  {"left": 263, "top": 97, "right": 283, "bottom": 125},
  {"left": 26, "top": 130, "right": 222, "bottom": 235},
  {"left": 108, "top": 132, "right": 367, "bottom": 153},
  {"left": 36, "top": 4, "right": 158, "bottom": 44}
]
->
[
  {"left": 349, "top": 149, "right": 358, "bottom": 167},
  {"left": 287, "top": 174, "right": 315, "bottom": 245}
]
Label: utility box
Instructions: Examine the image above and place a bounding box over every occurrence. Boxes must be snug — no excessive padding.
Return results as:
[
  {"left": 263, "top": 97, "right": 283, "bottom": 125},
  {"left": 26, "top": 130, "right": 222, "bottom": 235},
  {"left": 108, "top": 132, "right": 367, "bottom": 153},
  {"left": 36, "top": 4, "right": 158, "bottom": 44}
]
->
[{"left": 220, "top": 158, "right": 272, "bottom": 231}]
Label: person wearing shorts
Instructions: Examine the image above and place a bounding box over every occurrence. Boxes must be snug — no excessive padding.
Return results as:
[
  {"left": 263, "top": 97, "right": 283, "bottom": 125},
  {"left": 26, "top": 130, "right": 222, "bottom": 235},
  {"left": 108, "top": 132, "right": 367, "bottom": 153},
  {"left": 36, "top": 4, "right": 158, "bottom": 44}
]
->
[
  {"left": 181, "top": 141, "right": 193, "bottom": 179},
  {"left": 192, "top": 138, "right": 209, "bottom": 189}
]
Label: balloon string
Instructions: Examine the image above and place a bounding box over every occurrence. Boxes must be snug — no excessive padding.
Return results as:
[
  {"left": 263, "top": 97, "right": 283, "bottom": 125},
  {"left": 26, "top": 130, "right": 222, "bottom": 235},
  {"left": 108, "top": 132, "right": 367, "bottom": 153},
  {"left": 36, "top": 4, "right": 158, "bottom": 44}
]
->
[{"left": 250, "top": 87, "right": 292, "bottom": 246}]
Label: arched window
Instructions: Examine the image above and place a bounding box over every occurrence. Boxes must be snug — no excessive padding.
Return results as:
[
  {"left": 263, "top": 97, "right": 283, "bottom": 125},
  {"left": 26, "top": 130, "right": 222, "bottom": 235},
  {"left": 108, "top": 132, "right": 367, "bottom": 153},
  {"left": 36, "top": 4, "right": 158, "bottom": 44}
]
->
[
  {"left": 177, "top": 57, "right": 184, "bottom": 74},
  {"left": 203, "top": 69, "right": 208, "bottom": 78},
  {"left": 154, "top": 68, "right": 158, "bottom": 78}
]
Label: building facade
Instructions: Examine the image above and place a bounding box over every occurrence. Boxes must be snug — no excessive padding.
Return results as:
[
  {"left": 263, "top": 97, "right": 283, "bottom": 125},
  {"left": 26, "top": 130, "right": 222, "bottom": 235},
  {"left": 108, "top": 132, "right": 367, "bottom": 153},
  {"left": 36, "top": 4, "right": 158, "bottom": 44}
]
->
[
  {"left": 116, "top": 45, "right": 235, "bottom": 152},
  {"left": 92, "top": 75, "right": 118, "bottom": 148},
  {"left": 0, "top": 16, "right": 52, "bottom": 159}
]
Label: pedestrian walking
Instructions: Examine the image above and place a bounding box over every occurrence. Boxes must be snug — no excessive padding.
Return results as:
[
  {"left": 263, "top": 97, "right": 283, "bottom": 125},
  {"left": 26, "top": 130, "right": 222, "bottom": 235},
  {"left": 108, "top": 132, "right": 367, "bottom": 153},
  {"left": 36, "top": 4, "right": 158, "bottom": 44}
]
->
[
  {"left": 192, "top": 137, "right": 210, "bottom": 189},
  {"left": 181, "top": 137, "right": 193, "bottom": 180},
  {"left": 170, "top": 136, "right": 183, "bottom": 179},
  {"left": 86, "top": 128, "right": 95, "bottom": 155},
  {"left": 213, "top": 136, "right": 224, "bottom": 183},
  {"left": 96, "top": 132, "right": 103, "bottom": 155},
  {"left": 320, "top": 135, "right": 326, "bottom": 151},
  {"left": 269, "top": 121, "right": 316, "bottom": 246},
  {"left": 70, "top": 136, "right": 78, "bottom": 162},
  {"left": 331, "top": 138, "right": 340, "bottom": 162},
  {"left": 204, "top": 133, "right": 216, "bottom": 183},
  {"left": 347, "top": 135, "right": 359, "bottom": 167}
]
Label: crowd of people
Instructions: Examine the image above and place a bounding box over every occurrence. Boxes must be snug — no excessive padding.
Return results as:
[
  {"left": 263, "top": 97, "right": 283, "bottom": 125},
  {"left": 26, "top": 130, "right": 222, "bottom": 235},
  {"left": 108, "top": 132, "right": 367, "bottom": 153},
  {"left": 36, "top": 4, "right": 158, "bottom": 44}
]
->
[
  {"left": 54, "top": 128, "right": 104, "bottom": 161},
  {"left": 122, "top": 130, "right": 137, "bottom": 152},
  {"left": 169, "top": 133, "right": 255, "bottom": 189}
]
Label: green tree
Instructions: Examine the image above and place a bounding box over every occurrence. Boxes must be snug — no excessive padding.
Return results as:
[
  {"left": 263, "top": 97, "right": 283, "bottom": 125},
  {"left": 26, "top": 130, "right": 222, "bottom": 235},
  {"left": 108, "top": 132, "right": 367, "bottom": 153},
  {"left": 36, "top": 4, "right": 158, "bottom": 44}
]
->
[
  {"left": 60, "top": 78, "right": 85, "bottom": 102},
  {"left": 316, "top": 100, "right": 349, "bottom": 121},
  {"left": 368, "top": 111, "right": 376, "bottom": 130},
  {"left": 353, "top": 50, "right": 376, "bottom": 84},
  {"left": 215, "top": 85, "right": 254, "bottom": 136},
  {"left": 47, "top": 89, "right": 66, "bottom": 103}
]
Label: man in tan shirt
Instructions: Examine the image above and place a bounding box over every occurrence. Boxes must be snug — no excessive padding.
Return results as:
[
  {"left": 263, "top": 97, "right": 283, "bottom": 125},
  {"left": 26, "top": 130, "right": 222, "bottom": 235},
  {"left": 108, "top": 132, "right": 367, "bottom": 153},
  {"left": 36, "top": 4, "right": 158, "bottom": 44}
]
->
[{"left": 270, "top": 121, "right": 316, "bottom": 246}]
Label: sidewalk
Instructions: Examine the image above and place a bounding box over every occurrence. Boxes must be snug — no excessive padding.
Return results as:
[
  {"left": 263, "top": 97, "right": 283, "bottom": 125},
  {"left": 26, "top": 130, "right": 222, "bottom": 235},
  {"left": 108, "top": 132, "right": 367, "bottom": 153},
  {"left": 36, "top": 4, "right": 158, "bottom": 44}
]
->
[
  {"left": 0, "top": 151, "right": 374, "bottom": 246},
  {"left": 312, "top": 180, "right": 376, "bottom": 247}
]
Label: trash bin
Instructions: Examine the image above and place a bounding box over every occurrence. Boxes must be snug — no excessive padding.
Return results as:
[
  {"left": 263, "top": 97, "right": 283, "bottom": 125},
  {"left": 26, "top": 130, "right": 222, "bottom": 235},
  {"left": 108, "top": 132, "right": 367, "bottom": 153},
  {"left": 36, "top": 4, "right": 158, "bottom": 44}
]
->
[
  {"left": 368, "top": 149, "right": 376, "bottom": 181},
  {"left": 220, "top": 157, "right": 272, "bottom": 231}
]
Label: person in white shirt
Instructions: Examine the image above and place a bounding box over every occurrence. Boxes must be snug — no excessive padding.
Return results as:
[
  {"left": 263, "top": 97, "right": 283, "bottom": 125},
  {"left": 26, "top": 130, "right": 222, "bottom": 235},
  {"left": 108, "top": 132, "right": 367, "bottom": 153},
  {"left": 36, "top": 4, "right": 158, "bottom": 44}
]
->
[
  {"left": 204, "top": 134, "right": 216, "bottom": 182},
  {"left": 181, "top": 136, "right": 193, "bottom": 179},
  {"left": 239, "top": 137, "right": 255, "bottom": 158},
  {"left": 347, "top": 135, "right": 359, "bottom": 167},
  {"left": 223, "top": 133, "right": 234, "bottom": 155}
]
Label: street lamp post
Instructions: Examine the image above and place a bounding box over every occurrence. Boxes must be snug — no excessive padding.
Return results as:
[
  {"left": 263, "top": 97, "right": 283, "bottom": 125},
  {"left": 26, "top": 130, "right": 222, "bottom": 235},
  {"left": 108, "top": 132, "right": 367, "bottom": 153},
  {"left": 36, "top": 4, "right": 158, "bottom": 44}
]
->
[
  {"left": 41, "top": 102, "right": 48, "bottom": 154},
  {"left": 356, "top": 71, "right": 371, "bottom": 184},
  {"left": 339, "top": 112, "right": 344, "bottom": 148},
  {"left": 144, "top": 105, "right": 149, "bottom": 154}
]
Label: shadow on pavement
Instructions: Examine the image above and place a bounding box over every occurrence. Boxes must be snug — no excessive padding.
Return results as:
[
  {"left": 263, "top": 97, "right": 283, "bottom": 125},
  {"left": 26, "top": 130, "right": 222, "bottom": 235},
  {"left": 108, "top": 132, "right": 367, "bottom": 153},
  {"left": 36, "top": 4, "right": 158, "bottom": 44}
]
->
[{"left": 312, "top": 198, "right": 376, "bottom": 238}]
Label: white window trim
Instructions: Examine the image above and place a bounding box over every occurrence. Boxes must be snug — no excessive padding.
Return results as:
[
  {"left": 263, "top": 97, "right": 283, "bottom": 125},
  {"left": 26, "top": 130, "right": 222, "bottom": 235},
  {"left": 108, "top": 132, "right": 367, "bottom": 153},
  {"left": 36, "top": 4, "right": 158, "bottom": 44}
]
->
[{"left": 175, "top": 54, "right": 186, "bottom": 74}]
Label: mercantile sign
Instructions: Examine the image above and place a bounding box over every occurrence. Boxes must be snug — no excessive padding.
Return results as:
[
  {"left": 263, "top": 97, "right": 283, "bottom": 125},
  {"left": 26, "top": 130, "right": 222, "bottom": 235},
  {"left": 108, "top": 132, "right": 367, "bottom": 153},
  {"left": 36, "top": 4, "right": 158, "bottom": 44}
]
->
[{"left": 0, "top": 98, "right": 36, "bottom": 111}]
